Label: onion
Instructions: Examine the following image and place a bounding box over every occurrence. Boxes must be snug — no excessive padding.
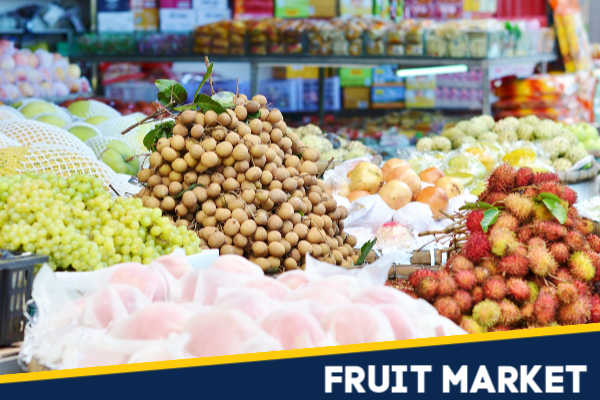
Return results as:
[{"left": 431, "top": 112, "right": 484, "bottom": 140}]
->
[
  {"left": 419, "top": 167, "right": 444, "bottom": 184},
  {"left": 382, "top": 159, "right": 410, "bottom": 182},
  {"left": 378, "top": 180, "right": 412, "bottom": 210},
  {"left": 397, "top": 169, "right": 421, "bottom": 197},
  {"left": 348, "top": 162, "right": 383, "bottom": 194},
  {"left": 415, "top": 186, "right": 448, "bottom": 219}
]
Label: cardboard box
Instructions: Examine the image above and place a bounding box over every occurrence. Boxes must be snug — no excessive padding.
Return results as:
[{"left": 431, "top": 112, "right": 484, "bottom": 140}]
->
[
  {"left": 343, "top": 87, "right": 370, "bottom": 109},
  {"left": 159, "top": 8, "right": 196, "bottom": 31},
  {"left": 275, "top": 0, "right": 309, "bottom": 18},
  {"left": 98, "top": 0, "right": 133, "bottom": 32},
  {"left": 273, "top": 66, "right": 319, "bottom": 80},
  {"left": 339, "top": 68, "right": 372, "bottom": 87},
  {"left": 372, "top": 65, "right": 405, "bottom": 84},
  {"left": 308, "top": 0, "right": 336, "bottom": 17},
  {"left": 196, "top": 8, "right": 231, "bottom": 26},
  {"left": 405, "top": 75, "right": 436, "bottom": 90},
  {"left": 339, "top": 0, "right": 372, "bottom": 16},
  {"left": 134, "top": 9, "right": 159, "bottom": 31},
  {"left": 405, "top": 89, "right": 435, "bottom": 108},
  {"left": 371, "top": 85, "right": 406, "bottom": 103}
]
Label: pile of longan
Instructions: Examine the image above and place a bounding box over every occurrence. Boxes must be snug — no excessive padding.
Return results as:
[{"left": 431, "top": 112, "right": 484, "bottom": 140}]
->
[{"left": 137, "top": 93, "right": 360, "bottom": 272}]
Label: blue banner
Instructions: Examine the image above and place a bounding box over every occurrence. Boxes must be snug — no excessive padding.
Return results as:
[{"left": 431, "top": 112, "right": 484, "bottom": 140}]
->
[{"left": 1, "top": 325, "right": 599, "bottom": 399}]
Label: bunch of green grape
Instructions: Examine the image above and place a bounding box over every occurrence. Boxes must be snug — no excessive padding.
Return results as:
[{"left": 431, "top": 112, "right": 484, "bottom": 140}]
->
[{"left": 0, "top": 174, "right": 203, "bottom": 270}]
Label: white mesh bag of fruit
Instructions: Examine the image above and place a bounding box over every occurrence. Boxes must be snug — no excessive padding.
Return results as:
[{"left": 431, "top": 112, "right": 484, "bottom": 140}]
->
[
  {"left": 0, "top": 132, "right": 19, "bottom": 149},
  {"left": 0, "top": 105, "right": 24, "bottom": 121},
  {"left": 0, "top": 144, "right": 134, "bottom": 193},
  {"left": 0, "top": 119, "right": 96, "bottom": 159},
  {"left": 85, "top": 136, "right": 131, "bottom": 158}
]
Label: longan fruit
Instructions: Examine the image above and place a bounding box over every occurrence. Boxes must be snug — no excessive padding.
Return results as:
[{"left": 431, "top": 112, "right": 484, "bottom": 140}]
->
[
  {"left": 258, "top": 108, "right": 269, "bottom": 121},
  {"left": 160, "top": 196, "right": 175, "bottom": 211},
  {"left": 171, "top": 158, "right": 186, "bottom": 173},
  {"left": 285, "top": 231, "right": 299, "bottom": 247},
  {"left": 244, "top": 134, "right": 261, "bottom": 148},
  {"left": 182, "top": 191, "right": 198, "bottom": 209},
  {"left": 240, "top": 220, "right": 257, "bottom": 237},
  {"left": 245, "top": 166, "right": 261, "bottom": 182},
  {"left": 273, "top": 167, "right": 290, "bottom": 181},
  {"left": 282, "top": 177, "right": 297, "bottom": 192},
  {"left": 201, "top": 152, "right": 219, "bottom": 168},
  {"left": 161, "top": 147, "right": 178, "bottom": 162},
  {"left": 204, "top": 110, "right": 217, "bottom": 126},
  {"left": 203, "top": 216, "right": 217, "bottom": 227},
  {"left": 285, "top": 155, "right": 300, "bottom": 169},
  {"left": 241, "top": 189, "right": 255, "bottom": 203},
  {"left": 279, "top": 137, "right": 292, "bottom": 151},
  {"left": 170, "top": 135, "right": 185, "bottom": 151},
  {"left": 273, "top": 120, "right": 287, "bottom": 132},
  {"left": 269, "top": 189, "right": 286, "bottom": 204},
  {"left": 252, "top": 241, "right": 268, "bottom": 257},
  {"left": 237, "top": 122, "right": 251, "bottom": 137},
  {"left": 149, "top": 152, "right": 163, "bottom": 168},
  {"left": 299, "top": 161, "right": 318, "bottom": 175},
  {"left": 195, "top": 211, "right": 207, "bottom": 224},
  {"left": 267, "top": 256, "right": 281, "bottom": 269},
  {"left": 158, "top": 164, "right": 172, "bottom": 177},
  {"left": 152, "top": 184, "right": 168, "bottom": 199},
  {"left": 143, "top": 196, "right": 160, "bottom": 208},
  {"left": 267, "top": 214, "right": 283, "bottom": 231},
  {"left": 313, "top": 203, "right": 326, "bottom": 215},
  {"left": 255, "top": 210, "right": 268, "bottom": 226},
  {"left": 301, "top": 148, "right": 319, "bottom": 162},
  {"left": 281, "top": 239, "right": 291, "bottom": 254},
  {"left": 249, "top": 119, "right": 262, "bottom": 134},
  {"left": 268, "top": 242, "right": 285, "bottom": 258},
  {"left": 183, "top": 171, "right": 197, "bottom": 185},
  {"left": 297, "top": 240, "right": 311, "bottom": 255},
  {"left": 291, "top": 212, "right": 301, "bottom": 225},
  {"left": 310, "top": 244, "right": 322, "bottom": 257},
  {"left": 253, "top": 155, "right": 267, "bottom": 168},
  {"left": 228, "top": 198, "right": 244, "bottom": 210},
  {"left": 208, "top": 231, "right": 226, "bottom": 248},
  {"left": 202, "top": 200, "right": 216, "bottom": 215},
  {"left": 234, "top": 105, "right": 247, "bottom": 121},
  {"left": 281, "top": 220, "right": 293, "bottom": 234},
  {"left": 223, "top": 177, "right": 239, "bottom": 192},
  {"left": 270, "top": 128, "right": 283, "bottom": 143},
  {"left": 206, "top": 182, "right": 221, "bottom": 198},
  {"left": 269, "top": 180, "right": 282, "bottom": 190},
  {"left": 262, "top": 121, "right": 272, "bottom": 133},
  {"left": 197, "top": 174, "right": 210, "bottom": 186},
  {"left": 231, "top": 208, "right": 248, "bottom": 223},
  {"left": 189, "top": 144, "right": 203, "bottom": 160},
  {"left": 201, "top": 137, "right": 217, "bottom": 152},
  {"left": 277, "top": 202, "right": 294, "bottom": 220},
  {"left": 179, "top": 110, "right": 197, "bottom": 126},
  {"left": 233, "top": 233, "right": 248, "bottom": 248},
  {"left": 218, "top": 112, "right": 232, "bottom": 127},
  {"left": 190, "top": 124, "right": 204, "bottom": 139},
  {"left": 156, "top": 137, "right": 170, "bottom": 152},
  {"left": 173, "top": 124, "right": 188, "bottom": 136},
  {"left": 245, "top": 100, "right": 259, "bottom": 113},
  {"left": 250, "top": 144, "right": 267, "bottom": 158},
  {"left": 212, "top": 128, "right": 226, "bottom": 141},
  {"left": 166, "top": 181, "right": 181, "bottom": 195},
  {"left": 294, "top": 223, "right": 309, "bottom": 239},
  {"left": 223, "top": 218, "right": 241, "bottom": 236},
  {"left": 220, "top": 244, "right": 237, "bottom": 255},
  {"left": 168, "top": 171, "right": 182, "bottom": 183},
  {"left": 137, "top": 168, "right": 152, "bottom": 182},
  {"left": 254, "top": 226, "right": 267, "bottom": 241},
  {"left": 259, "top": 132, "right": 271, "bottom": 144},
  {"left": 175, "top": 203, "right": 188, "bottom": 217},
  {"left": 260, "top": 170, "right": 273, "bottom": 185},
  {"left": 182, "top": 153, "right": 197, "bottom": 168},
  {"left": 234, "top": 160, "right": 250, "bottom": 173},
  {"left": 232, "top": 143, "right": 250, "bottom": 161},
  {"left": 252, "top": 94, "right": 267, "bottom": 106}
]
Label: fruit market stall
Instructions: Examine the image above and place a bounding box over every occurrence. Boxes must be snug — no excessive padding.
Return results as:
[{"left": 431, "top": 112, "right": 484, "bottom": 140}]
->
[{"left": 2, "top": 64, "right": 600, "bottom": 373}]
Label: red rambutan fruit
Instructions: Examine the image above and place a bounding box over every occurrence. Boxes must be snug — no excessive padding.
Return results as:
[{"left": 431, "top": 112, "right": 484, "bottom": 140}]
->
[
  {"left": 573, "top": 279, "right": 591, "bottom": 297},
  {"left": 504, "top": 193, "right": 534, "bottom": 221},
  {"left": 471, "top": 286, "right": 484, "bottom": 303},
  {"left": 556, "top": 281, "right": 578, "bottom": 304},
  {"left": 483, "top": 275, "right": 507, "bottom": 300},
  {"left": 534, "top": 221, "right": 568, "bottom": 241},
  {"left": 408, "top": 269, "right": 437, "bottom": 288},
  {"left": 528, "top": 237, "right": 547, "bottom": 249},
  {"left": 523, "top": 187, "right": 538, "bottom": 199},
  {"left": 466, "top": 210, "right": 484, "bottom": 233},
  {"left": 490, "top": 325, "right": 510, "bottom": 332},
  {"left": 518, "top": 225, "right": 534, "bottom": 243},
  {"left": 473, "top": 266, "right": 490, "bottom": 284},
  {"left": 532, "top": 203, "right": 554, "bottom": 221},
  {"left": 447, "top": 254, "right": 474, "bottom": 271},
  {"left": 506, "top": 278, "right": 531, "bottom": 302},
  {"left": 569, "top": 252, "right": 596, "bottom": 282},
  {"left": 576, "top": 219, "right": 594, "bottom": 236},
  {"left": 454, "top": 289, "right": 473, "bottom": 313},
  {"left": 495, "top": 212, "right": 519, "bottom": 231},
  {"left": 454, "top": 269, "right": 477, "bottom": 291},
  {"left": 460, "top": 316, "right": 485, "bottom": 334},
  {"left": 527, "top": 245, "right": 558, "bottom": 277},
  {"left": 550, "top": 242, "right": 570, "bottom": 264},
  {"left": 587, "top": 234, "right": 600, "bottom": 253},
  {"left": 591, "top": 295, "right": 600, "bottom": 323},
  {"left": 490, "top": 227, "right": 519, "bottom": 257},
  {"left": 482, "top": 191, "right": 508, "bottom": 205},
  {"left": 534, "top": 287, "right": 558, "bottom": 325},
  {"left": 416, "top": 276, "right": 439, "bottom": 301},
  {"left": 564, "top": 230, "right": 589, "bottom": 252},
  {"left": 498, "top": 254, "right": 529, "bottom": 277},
  {"left": 533, "top": 172, "right": 559, "bottom": 185},
  {"left": 488, "top": 164, "right": 517, "bottom": 193},
  {"left": 521, "top": 303, "right": 534, "bottom": 321},
  {"left": 499, "top": 299, "right": 522, "bottom": 325},
  {"left": 434, "top": 296, "right": 462, "bottom": 323},
  {"left": 472, "top": 299, "right": 501, "bottom": 328},
  {"left": 437, "top": 272, "right": 458, "bottom": 296},
  {"left": 462, "top": 232, "right": 491, "bottom": 263},
  {"left": 515, "top": 167, "right": 534, "bottom": 187},
  {"left": 538, "top": 182, "right": 577, "bottom": 206},
  {"left": 554, "top": 267, "right": 573, "bottom": 283},
  {"left": 558, "top": 297, "right": 591, "bottom": 325}
]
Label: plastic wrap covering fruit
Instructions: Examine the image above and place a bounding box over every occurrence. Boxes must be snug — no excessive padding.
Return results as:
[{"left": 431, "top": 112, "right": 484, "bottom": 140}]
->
[{"left": 549, "top": 0, "right": 592, "bottom": 73}]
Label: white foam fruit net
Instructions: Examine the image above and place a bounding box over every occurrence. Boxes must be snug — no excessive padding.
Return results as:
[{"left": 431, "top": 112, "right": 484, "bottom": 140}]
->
[
  {"left": 0, "top": 144, "right": 140, "bottom": 195},
  {"left": 0, "top": 105, "right": 24, "bottom": 121},
  {"left": 85, "top": 136, "right": 128, "bottom": 158},
  {"left": 0, "top": 133, "right": 20, "bottom": 149},
  {"left": 0, "top": 120, "right": 96, "bottom": 159}
]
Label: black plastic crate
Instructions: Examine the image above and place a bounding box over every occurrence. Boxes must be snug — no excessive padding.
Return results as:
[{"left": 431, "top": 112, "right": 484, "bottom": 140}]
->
[{"left": 0, "top": 252, "right": 48, "bottom": 346}]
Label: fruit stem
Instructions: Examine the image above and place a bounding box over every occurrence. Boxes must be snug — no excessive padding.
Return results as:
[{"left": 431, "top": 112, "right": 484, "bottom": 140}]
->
[
  {"left": 121, "top": 105, "right": 171, "bottom": 135},
  {"left": 204, "top": 56, "right": 215, "bottom": 95},
  {"left": 125, "top": 152, "right": 151, "bottom": 163}
]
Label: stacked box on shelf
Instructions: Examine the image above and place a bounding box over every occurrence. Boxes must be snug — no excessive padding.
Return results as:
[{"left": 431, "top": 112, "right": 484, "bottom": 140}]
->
[
  {"left": 194, "top": 0, "right": 231, "bottom": 26},
  {"left": 435, "top": 68, "right": 483, "bottom": 109},
  {"left": 98, "top": 0, "right": 134, "bottom": 32},
  {"left": 234, "top": 0, "right": 273, "bottom": 18},
  {"left": 371, "top": 65, "right": 405, "bottom": 109},
  {"left": 257, "top": 79, "right": 302, "bottom": 112},
  {"left": 275, "top": 0, "right": 310, "bottom": 18},
  {"left": 405, "top": 75, "right": 435, "bottom": 108},
  {"left": 300, "top": 77, "right": 341, "bottom": 112},
  {"left": 132, "top": 0, "right": 159, "bottom": 31},
  {"left": 159, "top": 0, "right": 195, "bottom": 32},
  {"left": 308, "top": 0, "right": 336, "bottom": 17},
  {"left": 339, "top": 68, "right": 372, "bottom": 87},
  {"left": 342, "top": 87, "right": 370, "bottom": 109}
]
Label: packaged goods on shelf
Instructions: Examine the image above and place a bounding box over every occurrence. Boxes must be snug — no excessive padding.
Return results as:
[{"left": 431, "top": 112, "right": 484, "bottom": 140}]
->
[
  {"left": 549, "top": 0, "right": 592, "bottom": 73},
  {"left": 340, "top": 68, "right": 372, "bottom": 87},
  {"left": 342, "top": 87, "right": 370, "bottom": 109},
  {"left": 0, "top": 40, "right": 90, "bottom": 102},
  {"left": 492, "top": 72, "right": 595, "bottom": 123},
  {"left": 301, "top": 77, "right": 341, "bottom": 112}
]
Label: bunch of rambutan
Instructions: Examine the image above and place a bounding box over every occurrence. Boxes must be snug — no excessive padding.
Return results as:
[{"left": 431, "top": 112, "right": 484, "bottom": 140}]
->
[{"left": 407, "top": 164, "right": 600, "bottom": 333}]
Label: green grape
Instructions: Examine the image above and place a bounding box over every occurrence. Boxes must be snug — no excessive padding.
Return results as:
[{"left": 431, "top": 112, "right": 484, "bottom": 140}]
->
[{"left": 0, "top": 174, "right": 203, "bottom": 271}]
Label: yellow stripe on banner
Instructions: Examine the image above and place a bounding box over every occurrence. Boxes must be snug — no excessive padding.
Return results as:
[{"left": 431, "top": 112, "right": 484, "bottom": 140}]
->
[{"left": 2, "top": 323, "right": 600, "bottom": 384}]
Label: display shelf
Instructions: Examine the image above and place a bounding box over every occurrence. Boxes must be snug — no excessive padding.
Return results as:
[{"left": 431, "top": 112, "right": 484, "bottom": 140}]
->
[{"left": 69, "top": 52, "right": 555, "bottom": 122}]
